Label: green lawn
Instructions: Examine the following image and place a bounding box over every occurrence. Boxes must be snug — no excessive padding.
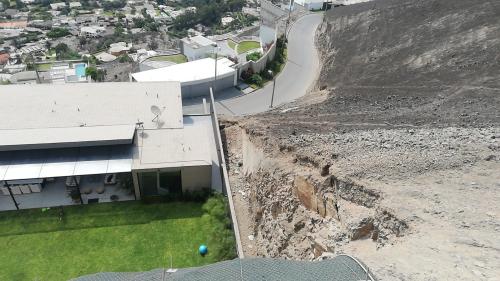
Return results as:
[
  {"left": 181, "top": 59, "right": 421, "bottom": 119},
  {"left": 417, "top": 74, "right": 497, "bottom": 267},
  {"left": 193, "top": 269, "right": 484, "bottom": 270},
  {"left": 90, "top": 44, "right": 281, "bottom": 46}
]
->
[
  {"left": 0, "top": 200, "right": 233, "bottom": 281},
  {"left": 237, "top": 40, "right": 260, "bottom": 54},
  {"left": 36, "top": 62, "right": 53, "bottom": 71},
  {"left": 149, "top": 54, "right": 187, "bottom": 64},
  {"left": 227, "top": 40, "right": 237, "bottom": 50}
]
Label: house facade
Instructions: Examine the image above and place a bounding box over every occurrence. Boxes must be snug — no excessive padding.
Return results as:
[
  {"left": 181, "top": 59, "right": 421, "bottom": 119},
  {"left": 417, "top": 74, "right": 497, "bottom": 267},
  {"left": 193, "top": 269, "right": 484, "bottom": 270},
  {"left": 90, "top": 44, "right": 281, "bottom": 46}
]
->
[{"left": 180, "top": 35, "right": 216, "bottom": 61}]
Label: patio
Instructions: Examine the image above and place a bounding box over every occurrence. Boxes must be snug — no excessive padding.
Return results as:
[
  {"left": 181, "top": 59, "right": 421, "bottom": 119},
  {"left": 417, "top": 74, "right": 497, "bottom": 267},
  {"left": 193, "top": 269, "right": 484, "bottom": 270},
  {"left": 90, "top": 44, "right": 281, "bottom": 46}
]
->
[{"left": 0, "top": 174, "right": 135, "bottom": 211}]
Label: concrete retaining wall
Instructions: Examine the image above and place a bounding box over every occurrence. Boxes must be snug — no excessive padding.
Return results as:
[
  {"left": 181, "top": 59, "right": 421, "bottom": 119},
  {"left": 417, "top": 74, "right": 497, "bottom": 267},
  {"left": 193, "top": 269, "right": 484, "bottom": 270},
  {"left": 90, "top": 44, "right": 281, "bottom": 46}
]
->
[
  {"left": 209, "top": 88, "right": 244, "bottom": 258},
  {"left": 238, "top": 26, "right": 277, "bottom": 76}
]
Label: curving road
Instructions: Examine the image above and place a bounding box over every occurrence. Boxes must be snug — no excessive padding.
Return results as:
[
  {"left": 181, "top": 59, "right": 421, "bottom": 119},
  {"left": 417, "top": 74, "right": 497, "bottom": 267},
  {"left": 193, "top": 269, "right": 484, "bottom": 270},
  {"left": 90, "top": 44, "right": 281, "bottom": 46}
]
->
[{"left": 183, "top": 13, "right": 324, "bottom": 116}]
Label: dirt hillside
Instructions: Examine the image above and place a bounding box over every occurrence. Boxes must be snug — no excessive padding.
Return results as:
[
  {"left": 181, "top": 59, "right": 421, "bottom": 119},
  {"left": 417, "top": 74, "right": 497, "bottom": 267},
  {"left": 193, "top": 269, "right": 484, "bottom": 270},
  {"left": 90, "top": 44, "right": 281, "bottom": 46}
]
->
[{"left": 223, "top": 0, "right": 500, "bottom": 280}]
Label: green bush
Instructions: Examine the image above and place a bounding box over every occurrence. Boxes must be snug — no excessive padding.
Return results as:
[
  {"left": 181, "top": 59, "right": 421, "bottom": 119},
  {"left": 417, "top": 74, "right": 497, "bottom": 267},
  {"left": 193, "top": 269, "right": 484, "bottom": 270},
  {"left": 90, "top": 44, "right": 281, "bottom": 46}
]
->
[
  {"left": 47, "top": 27, "right": 70, "bottom": 39},
  {"left": 118, "top": 54, "right": 132, "bottom": 63},
  {"left": 246, "top": 51, "right": 262, "bottom": 62},
  {"left": 249, "top": 73, "right": 263, "bottom": 86}
]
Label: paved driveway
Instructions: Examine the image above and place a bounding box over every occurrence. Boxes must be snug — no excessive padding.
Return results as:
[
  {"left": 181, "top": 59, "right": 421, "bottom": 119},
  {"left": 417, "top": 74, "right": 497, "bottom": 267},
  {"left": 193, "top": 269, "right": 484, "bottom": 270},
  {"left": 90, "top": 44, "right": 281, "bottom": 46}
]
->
[{"left": 183, "top": 13, "right": 324, "bottom": 116}]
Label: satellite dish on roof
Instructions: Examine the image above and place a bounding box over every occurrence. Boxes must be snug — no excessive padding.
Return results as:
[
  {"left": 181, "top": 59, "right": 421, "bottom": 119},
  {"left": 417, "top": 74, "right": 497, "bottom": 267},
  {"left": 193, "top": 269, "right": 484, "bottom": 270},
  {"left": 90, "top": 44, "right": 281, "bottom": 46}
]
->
[
  {"left": 151, "top": 105, "right": 166, "bottom": 127},
  {"left": 151, "top": 105, "right": 161, "bottom": 115}
]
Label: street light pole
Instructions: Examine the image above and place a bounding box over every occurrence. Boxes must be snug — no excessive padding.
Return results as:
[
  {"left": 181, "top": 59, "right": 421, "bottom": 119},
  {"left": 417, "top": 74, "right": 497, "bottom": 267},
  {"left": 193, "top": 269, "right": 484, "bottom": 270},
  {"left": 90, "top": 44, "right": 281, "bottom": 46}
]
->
[
  {"left": 269, "top": 70, "right": 276, "bottom": 108},
  {"left": 284, "top": 0, "right": 293, "bottom": 39},
  {"left": 212, "top": 43, "right": 218, "bottom": 95}
]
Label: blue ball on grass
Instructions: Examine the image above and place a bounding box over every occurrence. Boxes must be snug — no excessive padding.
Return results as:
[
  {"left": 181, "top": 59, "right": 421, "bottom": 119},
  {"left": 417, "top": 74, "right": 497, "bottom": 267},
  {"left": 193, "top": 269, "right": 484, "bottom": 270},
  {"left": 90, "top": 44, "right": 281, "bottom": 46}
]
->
[{"left": 199, "top": 244, "right": 208, "bottom": 256}]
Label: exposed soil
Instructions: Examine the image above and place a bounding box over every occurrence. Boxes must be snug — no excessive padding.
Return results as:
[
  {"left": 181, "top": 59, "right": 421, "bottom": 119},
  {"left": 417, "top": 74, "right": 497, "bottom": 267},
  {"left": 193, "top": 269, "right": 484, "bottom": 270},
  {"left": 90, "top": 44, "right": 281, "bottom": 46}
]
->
[{"left": 222, "top": 0, "right": 500, "bottom": 280}]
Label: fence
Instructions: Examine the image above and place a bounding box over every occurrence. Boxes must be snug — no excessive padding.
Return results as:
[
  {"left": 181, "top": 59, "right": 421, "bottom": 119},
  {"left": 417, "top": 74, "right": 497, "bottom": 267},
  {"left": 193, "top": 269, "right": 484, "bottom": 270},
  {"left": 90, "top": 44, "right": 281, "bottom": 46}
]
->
[{"left": 209, "top": 88, "right": 244, "bottom": 258}]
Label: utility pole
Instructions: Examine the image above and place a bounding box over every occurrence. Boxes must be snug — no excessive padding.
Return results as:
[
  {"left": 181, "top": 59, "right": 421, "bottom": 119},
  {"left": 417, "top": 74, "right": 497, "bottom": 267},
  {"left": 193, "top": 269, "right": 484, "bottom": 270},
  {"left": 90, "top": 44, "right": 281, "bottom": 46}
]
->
[
  {"left": 211, "top": 43, "right": 218, "bottom": 95},
  {"left": 269, "top": 70, "right": 276, "bottom": 108},
  {"left": 284, "top": 0, "right": 293, "bottom": 39}
]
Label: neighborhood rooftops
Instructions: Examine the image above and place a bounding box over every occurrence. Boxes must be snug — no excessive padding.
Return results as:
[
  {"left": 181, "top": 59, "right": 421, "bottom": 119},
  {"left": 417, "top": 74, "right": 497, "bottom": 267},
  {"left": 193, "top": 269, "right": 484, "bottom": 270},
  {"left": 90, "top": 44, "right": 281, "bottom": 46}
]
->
[{"left": 131, "top": 57, "right": 236, "bottom": 84}]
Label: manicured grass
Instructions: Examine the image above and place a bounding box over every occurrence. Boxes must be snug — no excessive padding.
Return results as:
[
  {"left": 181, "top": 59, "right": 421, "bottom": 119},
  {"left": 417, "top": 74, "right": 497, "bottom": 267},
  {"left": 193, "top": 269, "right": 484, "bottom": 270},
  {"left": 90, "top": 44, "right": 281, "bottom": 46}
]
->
[
  {"left": 227, "top": 40, "right": 237, "bottom": 50},
  {"left": 36, "top": 62, "right": 53, "bottom": 71},
  {"left": 0, "top": 201, "right": 232, "bottom": 281},
  {"left": 236, "top": 40, "right": 260, "bottom": 54},
  {"left": 148, "top": 54, "right": 187, "bottom": 64}
]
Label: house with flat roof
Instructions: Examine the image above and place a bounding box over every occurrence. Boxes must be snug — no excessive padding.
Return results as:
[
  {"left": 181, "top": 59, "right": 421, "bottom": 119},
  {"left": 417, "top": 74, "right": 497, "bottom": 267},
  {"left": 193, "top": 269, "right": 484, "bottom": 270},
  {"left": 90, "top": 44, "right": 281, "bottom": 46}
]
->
[
  {"left": 181, "top": 35, "right": 216, "bottom": 61},
  {"left": 0, "top": 82, "right": 221, "bottom": 211},
  {"left": 131, "top": 57, "right": 237, "bottom": 98}
]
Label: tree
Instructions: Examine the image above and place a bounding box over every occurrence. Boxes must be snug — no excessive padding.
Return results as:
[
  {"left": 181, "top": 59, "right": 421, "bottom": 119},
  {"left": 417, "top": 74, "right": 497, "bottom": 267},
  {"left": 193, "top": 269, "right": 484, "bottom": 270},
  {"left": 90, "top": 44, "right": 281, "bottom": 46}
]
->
[
  {"left": 55, "top": 43, "right": 69, "bottom": 54},
  {"left": 15, "top": 0, "right": 25, "bottom": 9},
  {"left": 118, "top": 54, "right": 132, "bottom": 63},
  {"left": 47, "top": 28, "right": 70, "bottom": 39},
  {"left": 148, "top": 40, "right": 158, "bottom": 50},
  {"left": 85, "top": 66, "right": 106, "bottom": 81}
]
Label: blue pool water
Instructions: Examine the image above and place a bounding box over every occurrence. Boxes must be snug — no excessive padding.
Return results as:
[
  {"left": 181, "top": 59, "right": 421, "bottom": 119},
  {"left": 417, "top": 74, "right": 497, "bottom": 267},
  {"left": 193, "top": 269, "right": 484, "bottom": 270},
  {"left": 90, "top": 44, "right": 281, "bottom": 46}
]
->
[{"left": 75, "top": 63, "right": 86, "bottom": 77}]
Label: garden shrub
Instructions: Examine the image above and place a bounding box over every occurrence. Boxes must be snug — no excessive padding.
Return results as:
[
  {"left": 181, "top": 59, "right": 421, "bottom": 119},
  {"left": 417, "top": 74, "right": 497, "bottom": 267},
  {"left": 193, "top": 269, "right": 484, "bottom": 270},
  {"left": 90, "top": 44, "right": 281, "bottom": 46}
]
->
[
  {"left": 249, "top": 73, "right": 263, "bottom": 86},
  {"left": 246, "top": 51, "right": 262, "bottom": 62}
]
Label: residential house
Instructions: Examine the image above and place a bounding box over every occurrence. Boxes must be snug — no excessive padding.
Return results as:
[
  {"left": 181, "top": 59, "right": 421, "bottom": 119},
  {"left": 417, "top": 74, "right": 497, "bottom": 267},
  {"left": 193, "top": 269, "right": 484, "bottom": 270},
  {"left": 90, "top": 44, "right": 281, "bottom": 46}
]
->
[
  {"left": 132, "top": 57, "right": 237, "bottom": 98},
  {"left": 79, "top": 26, "right": 105, "bottom": 38},
  {"left": 180, "top": 35, "right": 216, "bottom": 61},
  {"left": 109, "top": 42, "right": 132, "bottom": 56},
  {"left": 50, "top": 2, "right": 67, "bottom": 10},
  {"left": 0, "top": 82, "right": 221, "bottom": 211},
  {"left": 69, "top": 2, "right": 82, "bottom": 9}
]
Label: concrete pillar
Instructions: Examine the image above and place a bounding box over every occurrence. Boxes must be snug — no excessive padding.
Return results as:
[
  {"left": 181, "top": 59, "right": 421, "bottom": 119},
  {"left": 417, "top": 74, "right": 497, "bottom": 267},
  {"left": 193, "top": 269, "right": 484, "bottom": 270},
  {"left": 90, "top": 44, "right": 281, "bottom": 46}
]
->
[{"left": 132, "top": 171, "right": 141, "bottom": 200}]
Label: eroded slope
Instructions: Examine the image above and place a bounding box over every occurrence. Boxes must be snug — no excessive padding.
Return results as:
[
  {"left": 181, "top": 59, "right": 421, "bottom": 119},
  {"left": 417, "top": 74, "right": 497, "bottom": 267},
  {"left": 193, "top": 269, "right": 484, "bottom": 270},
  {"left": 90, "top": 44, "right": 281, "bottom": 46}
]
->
[{"left": 224, "top": 0, "right": 500, "bottom": 280}]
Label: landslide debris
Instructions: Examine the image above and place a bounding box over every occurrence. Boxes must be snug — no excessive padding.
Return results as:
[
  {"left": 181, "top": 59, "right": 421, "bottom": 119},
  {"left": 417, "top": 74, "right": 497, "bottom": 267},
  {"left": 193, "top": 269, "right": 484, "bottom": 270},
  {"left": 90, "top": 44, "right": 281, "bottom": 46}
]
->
[{"left": 224, "top": 0, "right": 500, "bottom": 280}]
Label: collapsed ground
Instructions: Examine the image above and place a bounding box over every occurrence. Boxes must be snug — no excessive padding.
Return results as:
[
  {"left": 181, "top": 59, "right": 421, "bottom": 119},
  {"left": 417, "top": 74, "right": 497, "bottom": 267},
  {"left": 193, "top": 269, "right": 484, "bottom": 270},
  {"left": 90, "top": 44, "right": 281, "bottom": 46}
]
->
[{"left": 222, "top": 0, "right": 500, "bottom": 280}]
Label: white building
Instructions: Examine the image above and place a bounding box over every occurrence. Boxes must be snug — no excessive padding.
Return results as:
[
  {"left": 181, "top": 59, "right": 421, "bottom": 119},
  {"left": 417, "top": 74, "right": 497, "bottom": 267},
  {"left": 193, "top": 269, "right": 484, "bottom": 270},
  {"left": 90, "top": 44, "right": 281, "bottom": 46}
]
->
[
  {"left": 50, "top": 2, "right": 67, "bottom": 10},
  {"left": 180, "top": 35, "right": 216, "bottom": 61},
  {"left": 293, "top": 0, "right": 324, "bottom": 10},
  {"left": 79, "top": 26, "right": 105, "bottom": 38},
  {"left": 131, "top": 57, "right": 237, "bottom": 98},
  {"left": 69, "top": 2, "right": 82, "bottom": 8},
  {"left": 109, "top": 42, "right": 132, "bottom": 56},
  {"left": 0, "top": 83, "right": 222, "bottom": 211},
  {"left": 221, "top": 16, "right": 234, "bottom": 26},
  {"left": 47, "top": 62, "right": 88, "bottom": 84}
]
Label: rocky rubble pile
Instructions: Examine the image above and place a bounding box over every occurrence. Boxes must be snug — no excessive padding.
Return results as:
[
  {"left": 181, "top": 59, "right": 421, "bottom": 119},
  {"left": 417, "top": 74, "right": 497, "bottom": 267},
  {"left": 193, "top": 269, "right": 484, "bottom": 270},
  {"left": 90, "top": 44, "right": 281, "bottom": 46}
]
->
[{"left": 286, "top": 127, "right": 499, "bottom": 181}]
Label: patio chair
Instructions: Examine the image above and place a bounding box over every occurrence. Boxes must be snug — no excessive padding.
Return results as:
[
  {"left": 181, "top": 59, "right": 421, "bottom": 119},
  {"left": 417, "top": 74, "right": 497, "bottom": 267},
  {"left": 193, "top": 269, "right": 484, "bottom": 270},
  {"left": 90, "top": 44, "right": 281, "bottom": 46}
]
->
[{"left": 104, "top": 174, "right": 117, "bottom": 185}]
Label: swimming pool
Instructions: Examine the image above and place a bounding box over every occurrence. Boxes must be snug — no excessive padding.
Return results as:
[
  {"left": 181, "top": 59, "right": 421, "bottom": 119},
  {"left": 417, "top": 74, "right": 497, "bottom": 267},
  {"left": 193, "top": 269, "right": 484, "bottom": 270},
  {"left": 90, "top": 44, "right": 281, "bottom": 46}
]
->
[{"left": 75, "top": 63, "right": 86, "bottom": 77}]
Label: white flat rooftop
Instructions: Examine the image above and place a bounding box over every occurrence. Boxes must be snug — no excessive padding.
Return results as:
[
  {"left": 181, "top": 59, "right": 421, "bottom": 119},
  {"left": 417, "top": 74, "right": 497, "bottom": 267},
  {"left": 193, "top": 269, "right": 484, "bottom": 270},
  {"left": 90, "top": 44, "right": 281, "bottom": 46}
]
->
[
  {"left": 133, "top": 115, "right": 215, "bottom": 170},
  {"left": 131, "top": 58, "right": 236, "bottom": 84},
  {"left": 0, "top": 82, "right": 183, "bottom": 131},
  {"left": 181, "top": 35, "right": 216, "bottom": 48},
  {"left": 0, "top": 125, "right": 135, "bottom": 151}
]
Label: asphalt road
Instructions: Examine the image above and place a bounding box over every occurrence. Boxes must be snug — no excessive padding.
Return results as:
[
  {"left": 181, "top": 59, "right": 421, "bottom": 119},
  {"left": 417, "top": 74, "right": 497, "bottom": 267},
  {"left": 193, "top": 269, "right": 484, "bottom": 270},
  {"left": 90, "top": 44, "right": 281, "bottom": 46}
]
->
[{"left": 183, "top": 13, "right": 324, "bottom": 116}]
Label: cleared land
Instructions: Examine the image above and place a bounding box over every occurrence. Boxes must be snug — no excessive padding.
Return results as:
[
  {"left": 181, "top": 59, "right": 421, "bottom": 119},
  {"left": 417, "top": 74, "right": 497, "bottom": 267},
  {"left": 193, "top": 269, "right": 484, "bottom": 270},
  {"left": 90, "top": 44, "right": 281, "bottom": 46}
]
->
[
  {"left": 237, "top": 41, "right": 260, "bottom": 54},
  {"left": 148, "top": 54, "right": 187, "bottom": 64},
  {"left": 0, "top": 201, "right": 230, "bottom": 281},
  {"left": 224, "top": 0, "right": 500, "bottom": 280}
]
